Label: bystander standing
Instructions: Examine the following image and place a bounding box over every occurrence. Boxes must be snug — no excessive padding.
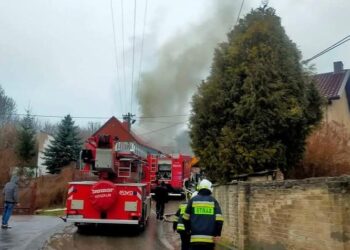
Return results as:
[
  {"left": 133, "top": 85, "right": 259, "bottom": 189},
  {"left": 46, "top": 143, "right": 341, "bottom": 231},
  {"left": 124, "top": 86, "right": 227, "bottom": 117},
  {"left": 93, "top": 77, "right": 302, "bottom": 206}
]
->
[{"left": 2, "top": 175, "right": 19, "bottom": 229}]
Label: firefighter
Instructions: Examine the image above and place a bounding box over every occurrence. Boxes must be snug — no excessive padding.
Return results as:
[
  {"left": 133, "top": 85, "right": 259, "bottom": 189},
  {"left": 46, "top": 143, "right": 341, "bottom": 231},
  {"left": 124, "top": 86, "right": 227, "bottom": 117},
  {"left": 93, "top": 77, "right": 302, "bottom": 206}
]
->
[
  {"left": 173, "top": 191, "right": 198, "bottom": 250},
  {"left": 182, "top": 179, "right": 224, "bottom": 250},
  {"left": 154, "top": 181, "right": 169, "bottom": 220}
]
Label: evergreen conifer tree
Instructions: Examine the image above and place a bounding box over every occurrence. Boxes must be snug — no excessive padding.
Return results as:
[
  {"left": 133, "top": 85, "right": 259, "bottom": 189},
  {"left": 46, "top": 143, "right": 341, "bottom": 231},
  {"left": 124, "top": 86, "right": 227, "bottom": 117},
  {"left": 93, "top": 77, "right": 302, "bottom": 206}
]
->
[
  {"left": 43, "top": 115, "right": 81, "bottom": 174},
  {"left": 17, "top": 110, "right": 37, "bottom": 168},
  {"left": 190, "top": 6, "right": 323, "bottom": 181}
]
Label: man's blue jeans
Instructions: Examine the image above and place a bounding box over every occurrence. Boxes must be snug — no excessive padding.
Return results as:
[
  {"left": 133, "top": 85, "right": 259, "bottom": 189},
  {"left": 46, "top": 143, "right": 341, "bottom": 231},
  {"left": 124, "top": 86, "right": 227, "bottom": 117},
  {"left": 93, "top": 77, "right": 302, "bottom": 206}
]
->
[{"left": 2, "top": 202, "right": 15, "bottom": 225}]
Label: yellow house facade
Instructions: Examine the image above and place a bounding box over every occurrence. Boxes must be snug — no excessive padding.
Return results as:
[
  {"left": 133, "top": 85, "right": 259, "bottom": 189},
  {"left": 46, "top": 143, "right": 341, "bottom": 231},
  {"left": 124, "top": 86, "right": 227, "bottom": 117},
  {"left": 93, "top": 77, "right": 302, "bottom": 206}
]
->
[{"left": 314, "top": 61, "right": 350, "bottom": 130}]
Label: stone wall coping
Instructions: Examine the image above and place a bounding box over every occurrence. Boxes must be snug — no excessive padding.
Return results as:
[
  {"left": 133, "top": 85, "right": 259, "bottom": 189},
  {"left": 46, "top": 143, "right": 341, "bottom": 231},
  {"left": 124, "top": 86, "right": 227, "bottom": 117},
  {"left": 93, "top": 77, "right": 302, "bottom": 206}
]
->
[{"left": 213, "top": 175, "right": 350, "bottom": 189}]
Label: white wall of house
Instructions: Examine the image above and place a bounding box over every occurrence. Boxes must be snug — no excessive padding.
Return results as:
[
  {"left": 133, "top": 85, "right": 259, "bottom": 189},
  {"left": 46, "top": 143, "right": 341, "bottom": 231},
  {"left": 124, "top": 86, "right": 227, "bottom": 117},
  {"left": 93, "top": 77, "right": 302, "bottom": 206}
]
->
[{"left": 36, "top": 132, "right": 54, "bottom": 176}]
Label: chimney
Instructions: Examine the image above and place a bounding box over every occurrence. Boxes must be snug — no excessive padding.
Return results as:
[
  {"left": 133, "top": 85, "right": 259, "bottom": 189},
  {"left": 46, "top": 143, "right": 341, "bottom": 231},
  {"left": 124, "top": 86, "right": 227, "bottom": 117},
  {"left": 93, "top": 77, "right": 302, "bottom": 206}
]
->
[
  {"left": 333, "top": 61, "right": 344, "bottom": 73},
  {"left": 122, "top": 121, "right": 129, "bottom": 131}
]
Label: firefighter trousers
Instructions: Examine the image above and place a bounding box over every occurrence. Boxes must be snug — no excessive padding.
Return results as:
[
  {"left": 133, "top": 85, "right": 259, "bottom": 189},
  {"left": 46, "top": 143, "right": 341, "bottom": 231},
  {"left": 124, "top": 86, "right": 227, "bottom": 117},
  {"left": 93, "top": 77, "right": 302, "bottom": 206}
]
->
[
  {"left": 156, "top": 201, "right": 165, "bottom": 219},
  {"left": 189, "top": 243, "right": 215, "bottom": 250},
  {"left": 179, "top": 232, "right": 191, "bottom": 250}
]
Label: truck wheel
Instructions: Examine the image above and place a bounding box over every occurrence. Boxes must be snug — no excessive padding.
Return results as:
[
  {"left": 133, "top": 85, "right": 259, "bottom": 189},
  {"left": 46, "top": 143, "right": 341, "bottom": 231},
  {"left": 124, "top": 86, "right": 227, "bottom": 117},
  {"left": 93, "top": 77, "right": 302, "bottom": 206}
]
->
[
  {"left": 76, "top": 224, "right": 89, "bottom": 234},
  {"left": 138, "top": 217, "right": 147, "bottom": 232}
]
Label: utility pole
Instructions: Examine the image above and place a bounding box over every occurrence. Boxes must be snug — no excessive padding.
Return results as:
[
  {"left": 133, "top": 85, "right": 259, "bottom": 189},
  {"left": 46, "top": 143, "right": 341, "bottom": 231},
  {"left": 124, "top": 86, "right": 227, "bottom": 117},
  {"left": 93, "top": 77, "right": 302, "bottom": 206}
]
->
[{"left": 123, "top": 112, "right": 136, "bottom": 131}]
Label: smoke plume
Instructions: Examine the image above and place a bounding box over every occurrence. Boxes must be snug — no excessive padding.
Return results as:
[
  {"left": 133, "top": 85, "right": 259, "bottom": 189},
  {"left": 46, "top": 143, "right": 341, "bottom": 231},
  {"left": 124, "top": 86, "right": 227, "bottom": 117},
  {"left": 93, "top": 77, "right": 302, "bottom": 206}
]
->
[{"left": 137, "top": 0, "right": 238, "bottom": 152}]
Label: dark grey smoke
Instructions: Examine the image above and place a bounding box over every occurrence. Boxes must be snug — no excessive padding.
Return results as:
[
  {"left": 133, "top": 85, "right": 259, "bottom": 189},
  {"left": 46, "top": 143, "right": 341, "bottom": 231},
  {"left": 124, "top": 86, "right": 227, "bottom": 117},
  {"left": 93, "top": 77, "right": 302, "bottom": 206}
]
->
[{"left": 137, "top": 0, "right": 238, "bottom": 150}]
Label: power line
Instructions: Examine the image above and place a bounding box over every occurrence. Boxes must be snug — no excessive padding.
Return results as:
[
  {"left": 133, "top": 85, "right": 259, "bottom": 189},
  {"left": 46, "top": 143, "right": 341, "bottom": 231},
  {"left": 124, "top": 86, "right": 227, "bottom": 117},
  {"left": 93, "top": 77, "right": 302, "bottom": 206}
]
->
[
  {"left": 0, "top": 113, "right": 190, "bottom": 119},
  {"left": 139, "top": 120, "right": 187, "bottom": 124},
  {"left": 2, "top": 114, "right": 115, "bottom": 119},
  {"left": 138, "top": 123, "right": 184, "bottom": 136},
  {"left": 304, "top": 36, "right": 350, "bottom": 63},
  {"left": 134, "top": 124, "right": 169, "bottom": 138},
  {"left": 236, "top": 0, "right": 245, "bottom": 25},
  {"left": 136, "top": 0, "right": 149, "bottom": 110},
  {"left": 130, "top": 0, "right": 137, "bottom": 112},
  {"left": 303, "top": 35, "right": 350, "bottom": 64},
  {"left": 110, "top": 0, "right": 123, "bottom": 113},
  {"left": 120, "top": 0, "right": 127, "bottom": 113},
  {"left": 138, "top": 114, "right": 190, "bottom": 118}
]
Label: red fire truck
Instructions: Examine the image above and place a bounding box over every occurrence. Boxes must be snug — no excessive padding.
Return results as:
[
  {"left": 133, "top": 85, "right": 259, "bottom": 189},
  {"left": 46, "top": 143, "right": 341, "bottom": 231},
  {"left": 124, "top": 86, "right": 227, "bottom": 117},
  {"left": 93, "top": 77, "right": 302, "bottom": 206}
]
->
[
  {"left": 65, "top": 135, "right": 152, "bottom": 231},
  {"left": 149, "top": 154, "right": 192, "bottom": 197}
]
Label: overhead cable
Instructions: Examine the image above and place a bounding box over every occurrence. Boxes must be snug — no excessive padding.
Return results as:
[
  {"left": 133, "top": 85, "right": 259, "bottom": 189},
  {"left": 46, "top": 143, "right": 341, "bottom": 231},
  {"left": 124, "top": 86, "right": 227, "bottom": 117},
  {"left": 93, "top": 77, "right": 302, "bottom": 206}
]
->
[
  {"left": 136, "top": 0, "right": 149, "bottom": 107},
  {"left": 138, "top": 123, "right": 184, "bottom": 136},
  {"left": 120, "top": 0, "right": 127, "bottom": 113},
  {"left": 1, "top": 113, "right": 190, "bottom": 119},
  {"left": 138, "top": 114, "right": 190, "bottom": 118},
  {"left": 303, "top": 35, "right": 350, "bottom": 64},
  {"left": 131, "top": 0, "right": 137, "bottom": 112},
  {"left": 138, "top": 120, "right": 187, "bottom": 124},
  {"left": 109, "top": 0, "right": 123, "bottom": 113},
  {"left": 235, "top": 0, "right": 245, "bottom": 25}
]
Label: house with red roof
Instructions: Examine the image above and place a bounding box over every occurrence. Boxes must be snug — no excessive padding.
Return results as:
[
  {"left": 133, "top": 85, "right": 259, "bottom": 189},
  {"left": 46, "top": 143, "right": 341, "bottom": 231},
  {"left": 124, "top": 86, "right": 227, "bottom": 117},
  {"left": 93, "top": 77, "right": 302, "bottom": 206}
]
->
[
  {"left": 313, "top": 61, "right": 350, "bottom": 129},
  {"left": 92, "top": 116, "right": 162, "bottom": 155}
]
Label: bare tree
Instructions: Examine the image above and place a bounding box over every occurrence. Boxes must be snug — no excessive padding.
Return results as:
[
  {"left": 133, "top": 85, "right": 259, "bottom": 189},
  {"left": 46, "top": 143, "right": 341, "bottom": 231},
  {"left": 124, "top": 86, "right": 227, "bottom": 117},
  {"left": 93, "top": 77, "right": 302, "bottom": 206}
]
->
[
  {"left": 0, "top": 85, "right": 16, "bottom": 126},
  {"left": 40, "top": 121, "right": 58, "bottom": 135}
]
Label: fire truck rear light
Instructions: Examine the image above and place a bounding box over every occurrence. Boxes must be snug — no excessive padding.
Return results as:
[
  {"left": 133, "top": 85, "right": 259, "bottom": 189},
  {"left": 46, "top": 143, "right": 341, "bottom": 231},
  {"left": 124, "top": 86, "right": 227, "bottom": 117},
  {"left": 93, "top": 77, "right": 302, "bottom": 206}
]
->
[
  {"left": 71, "top": 200, "right": 84, "bottom": 210},
  {"left": 125, "top": 201, "right": 137, "bottom": 212}
]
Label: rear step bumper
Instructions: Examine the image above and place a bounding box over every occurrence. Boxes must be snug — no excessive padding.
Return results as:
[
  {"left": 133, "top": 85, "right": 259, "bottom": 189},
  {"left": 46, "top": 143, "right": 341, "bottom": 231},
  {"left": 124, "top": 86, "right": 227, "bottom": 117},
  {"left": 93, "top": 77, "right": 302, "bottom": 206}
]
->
[{"left": 66, "top": 218, "right": 139, "bottom": 225}]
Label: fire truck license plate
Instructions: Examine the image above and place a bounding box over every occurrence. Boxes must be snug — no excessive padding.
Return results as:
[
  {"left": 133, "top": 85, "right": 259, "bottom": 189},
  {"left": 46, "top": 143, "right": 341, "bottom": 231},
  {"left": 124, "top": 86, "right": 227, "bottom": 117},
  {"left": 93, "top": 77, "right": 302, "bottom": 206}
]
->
[{"left": 68, "top": 215, "right": 83, "bottom": 219}]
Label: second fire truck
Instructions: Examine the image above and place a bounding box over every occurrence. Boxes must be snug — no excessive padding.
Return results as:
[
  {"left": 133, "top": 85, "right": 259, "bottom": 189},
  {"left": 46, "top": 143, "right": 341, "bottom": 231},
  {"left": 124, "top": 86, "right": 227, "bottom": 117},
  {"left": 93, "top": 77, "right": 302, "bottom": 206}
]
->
[{"left": 149, "top": 154, "right": 192, "bottom": 197}]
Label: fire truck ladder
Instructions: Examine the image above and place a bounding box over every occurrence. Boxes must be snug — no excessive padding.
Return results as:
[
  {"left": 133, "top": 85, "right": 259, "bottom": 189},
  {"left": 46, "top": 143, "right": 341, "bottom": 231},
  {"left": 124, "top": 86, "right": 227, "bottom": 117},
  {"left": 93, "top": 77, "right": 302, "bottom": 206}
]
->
[
  {"left": 115, "top": 142, "right": 147, "bottom": 178},
  {"left": 150, "top": 155, "right": 158, "bottom": 182},
  {"left": 118, "top": 160, "right": 131, "bottom": 178}
]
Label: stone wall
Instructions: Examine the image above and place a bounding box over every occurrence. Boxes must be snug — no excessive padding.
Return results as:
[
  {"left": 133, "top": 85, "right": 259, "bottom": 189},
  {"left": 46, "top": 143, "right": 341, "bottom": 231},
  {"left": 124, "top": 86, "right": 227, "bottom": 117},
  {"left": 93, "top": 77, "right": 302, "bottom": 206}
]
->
[{"left": 213, "top": 176, "right": 350, "bottom": 250}]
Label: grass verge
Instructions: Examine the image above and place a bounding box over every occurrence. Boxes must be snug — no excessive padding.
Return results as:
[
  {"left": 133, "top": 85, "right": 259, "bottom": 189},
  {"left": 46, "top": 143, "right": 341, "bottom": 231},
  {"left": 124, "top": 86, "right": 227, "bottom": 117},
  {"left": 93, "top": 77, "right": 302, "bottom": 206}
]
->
[{"left": 36, "top": 208, "right": 65, "bottom": 217}]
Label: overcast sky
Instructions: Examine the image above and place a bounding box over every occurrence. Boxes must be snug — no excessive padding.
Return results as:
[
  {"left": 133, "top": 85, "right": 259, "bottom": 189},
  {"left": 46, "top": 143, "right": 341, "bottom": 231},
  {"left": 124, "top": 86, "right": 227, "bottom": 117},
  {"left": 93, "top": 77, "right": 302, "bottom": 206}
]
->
[{"left": 1, "top": 0, "right": 350, "bottom": 142}]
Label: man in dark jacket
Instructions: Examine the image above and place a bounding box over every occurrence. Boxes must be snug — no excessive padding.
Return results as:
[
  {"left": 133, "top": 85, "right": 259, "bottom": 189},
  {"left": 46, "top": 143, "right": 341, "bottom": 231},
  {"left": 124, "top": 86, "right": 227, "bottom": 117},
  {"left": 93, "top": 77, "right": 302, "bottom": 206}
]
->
[
  {"left": 183, "top": 179, "right": 224, "bottom": 250},
  {"left": 2, "top": 175, "right": 19, "bottom": 229},
  {"left": 154, "top": 181, "right": 168, "bottom": 220}
]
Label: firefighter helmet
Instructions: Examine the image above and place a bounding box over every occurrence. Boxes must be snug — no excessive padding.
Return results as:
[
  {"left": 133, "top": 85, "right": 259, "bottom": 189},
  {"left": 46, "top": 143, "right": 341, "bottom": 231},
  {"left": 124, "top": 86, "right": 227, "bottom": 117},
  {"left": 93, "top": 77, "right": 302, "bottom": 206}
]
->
[{"left": 198, "top": 179, "right": 213, "bottom": 192}]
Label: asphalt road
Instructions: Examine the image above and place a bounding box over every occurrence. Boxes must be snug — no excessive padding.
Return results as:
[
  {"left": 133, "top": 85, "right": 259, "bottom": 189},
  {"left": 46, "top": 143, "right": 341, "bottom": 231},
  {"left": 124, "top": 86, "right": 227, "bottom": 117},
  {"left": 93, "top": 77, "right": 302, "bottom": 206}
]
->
[
  {"left": 0, "top": 201, "right": 233, "bottom": 250},
  {"left": 43, "top": 200, "right": 181, "bottom": 250},
  {"left": 0, "top": 215, "right": 65, "bottom": 250}
]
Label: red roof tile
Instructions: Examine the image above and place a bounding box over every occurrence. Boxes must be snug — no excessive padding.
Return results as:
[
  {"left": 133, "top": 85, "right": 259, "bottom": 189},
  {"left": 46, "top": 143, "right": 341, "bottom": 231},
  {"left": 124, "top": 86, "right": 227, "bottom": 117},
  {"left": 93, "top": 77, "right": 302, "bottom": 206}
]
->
[{"left": 313, "top": 71, "right": 348, "bottom": 99}]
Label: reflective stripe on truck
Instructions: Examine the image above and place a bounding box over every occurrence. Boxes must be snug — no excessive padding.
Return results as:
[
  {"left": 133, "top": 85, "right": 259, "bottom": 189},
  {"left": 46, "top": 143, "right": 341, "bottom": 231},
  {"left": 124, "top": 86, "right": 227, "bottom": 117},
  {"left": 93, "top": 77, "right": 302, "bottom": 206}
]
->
[{"left": 66, "top": 218, "right": 139, "bottom": 224}]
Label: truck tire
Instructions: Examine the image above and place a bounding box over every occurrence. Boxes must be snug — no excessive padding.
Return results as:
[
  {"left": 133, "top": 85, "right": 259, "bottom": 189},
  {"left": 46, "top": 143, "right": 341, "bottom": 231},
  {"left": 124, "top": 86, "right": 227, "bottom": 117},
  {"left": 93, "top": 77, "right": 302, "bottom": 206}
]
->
[
  {"left": 138, "top": 221, "right": 145, "bottom": 232},
  {"left": 76, "top": 224, "right": 93, "bottom": 234},
  {"left": 138, "top": 202, "right": 149, "bottom": 232}
]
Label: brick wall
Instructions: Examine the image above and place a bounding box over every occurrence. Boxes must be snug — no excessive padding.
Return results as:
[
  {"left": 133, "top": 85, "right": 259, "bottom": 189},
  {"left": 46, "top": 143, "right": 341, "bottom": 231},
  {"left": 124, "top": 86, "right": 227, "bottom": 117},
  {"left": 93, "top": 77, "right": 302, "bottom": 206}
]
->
[{"left": 213, "top": 176, "right": 350, "bottom": 250}]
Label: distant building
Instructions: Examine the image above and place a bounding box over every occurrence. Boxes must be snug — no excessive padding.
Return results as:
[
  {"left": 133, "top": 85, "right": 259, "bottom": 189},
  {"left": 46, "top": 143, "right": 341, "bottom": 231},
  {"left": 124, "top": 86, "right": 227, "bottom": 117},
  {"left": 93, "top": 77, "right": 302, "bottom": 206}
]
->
[
  {"left": 36, "top": 131, "right": 54, "bottom": 176},
  {"left": 313, "top": 61, "right": 350, "bottom": 130}
]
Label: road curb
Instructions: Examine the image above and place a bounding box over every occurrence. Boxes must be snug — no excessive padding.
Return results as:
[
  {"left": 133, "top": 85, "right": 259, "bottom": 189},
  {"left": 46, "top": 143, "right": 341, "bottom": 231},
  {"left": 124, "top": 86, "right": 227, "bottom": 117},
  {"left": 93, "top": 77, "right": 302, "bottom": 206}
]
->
[{"left": 24, "top": 218, "right": 67, "bottom": 250}]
